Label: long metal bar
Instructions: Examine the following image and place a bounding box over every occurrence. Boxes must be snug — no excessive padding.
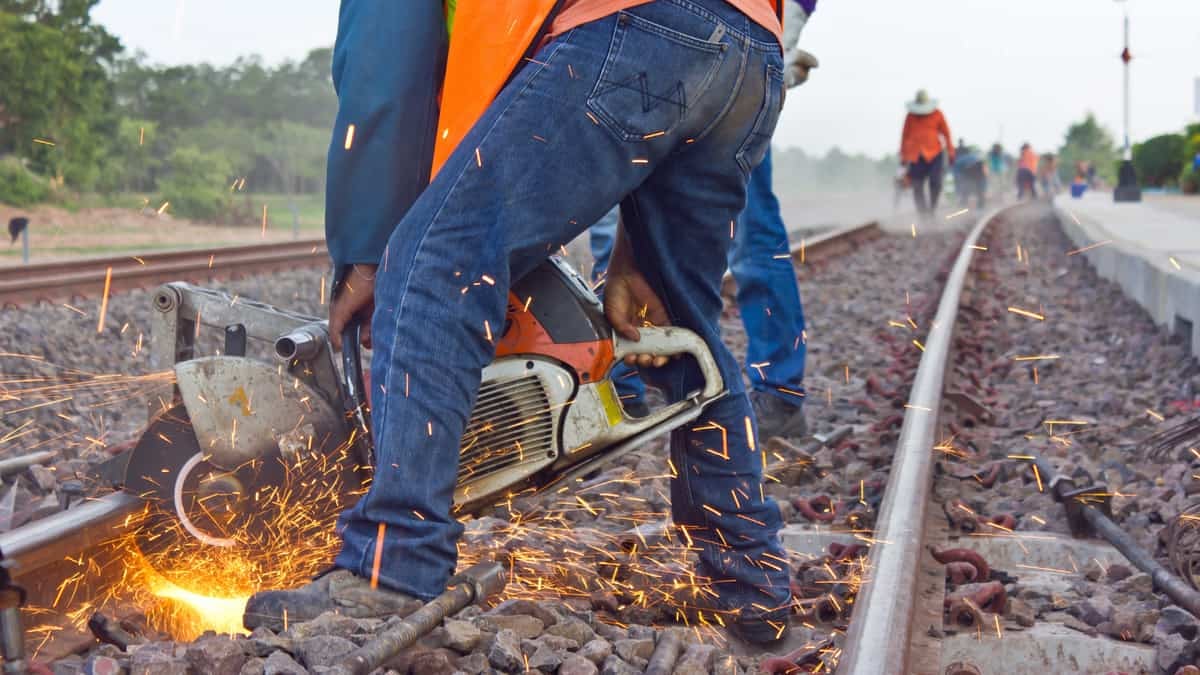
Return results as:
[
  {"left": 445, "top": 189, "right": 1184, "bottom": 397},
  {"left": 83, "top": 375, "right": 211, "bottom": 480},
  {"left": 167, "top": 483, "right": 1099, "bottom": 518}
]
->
[
  {"left": 0, "top": 452, "right": 56, "bottom": 479},
  {"left": 0, "top": 492, "right": 141, "bottom": 581},
  {"left": 1034, "top": 454, "right": 1200, "bottom": 617},
  {"left": 332, "top": 561, "right": 506, "bottom": 675},
  {"left": 837, "top": 208, "right": 1002, "bottom": 673}
]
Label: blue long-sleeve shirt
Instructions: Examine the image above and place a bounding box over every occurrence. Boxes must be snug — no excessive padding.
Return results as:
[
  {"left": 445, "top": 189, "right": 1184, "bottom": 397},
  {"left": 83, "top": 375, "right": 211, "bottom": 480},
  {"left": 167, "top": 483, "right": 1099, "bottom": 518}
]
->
[{"left": 325, "top": 1, "right": 448, "bottom": 284}]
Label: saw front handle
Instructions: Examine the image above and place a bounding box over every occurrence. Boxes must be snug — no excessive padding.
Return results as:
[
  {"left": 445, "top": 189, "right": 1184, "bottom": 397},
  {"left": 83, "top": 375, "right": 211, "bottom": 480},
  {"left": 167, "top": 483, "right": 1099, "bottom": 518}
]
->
[{"left": 340, "top": 321, "right": 374, "bottom": 461}]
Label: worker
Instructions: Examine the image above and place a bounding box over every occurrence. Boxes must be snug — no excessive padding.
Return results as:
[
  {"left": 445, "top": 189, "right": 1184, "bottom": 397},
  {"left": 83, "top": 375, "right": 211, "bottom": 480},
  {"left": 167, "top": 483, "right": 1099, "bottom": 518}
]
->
[
  {"left": 952, "top": 140, "right": 986, "bottom": 210},
  {"left": 590, "top": 0, "right": 820, "bottom": 440},
  {"left": 900, "top": 89, "right": 954, "bottom": 222},
  {"left": 987, "top": 143, "right": 1008, "bottom": 199},
  {"left": 1038, "top": 152, "right": 1060, "bottom": 197},
  {"left": 1017, "top": 143, "right": 1038, "bottom": 200},
  {"left": 246, "top": 0, "right": 795, "bottom": 646}
]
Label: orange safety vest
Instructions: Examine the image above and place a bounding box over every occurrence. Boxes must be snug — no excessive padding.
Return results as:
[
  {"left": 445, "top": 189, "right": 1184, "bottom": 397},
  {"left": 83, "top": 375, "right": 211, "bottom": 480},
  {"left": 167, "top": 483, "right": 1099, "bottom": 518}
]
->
[{"left": 432, "top": 0, "right": 782, "bottom": 176}]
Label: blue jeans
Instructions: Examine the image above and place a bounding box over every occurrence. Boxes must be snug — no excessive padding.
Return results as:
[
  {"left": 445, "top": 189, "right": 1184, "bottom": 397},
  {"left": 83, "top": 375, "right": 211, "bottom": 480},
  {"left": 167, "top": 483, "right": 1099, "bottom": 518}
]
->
[
  {"left": 336, "top": 0, "right": 790, "bottom": 617},
  {"left": 907, "top": 152, "right": 944, "bottom": 215},
  {"left": 591, "top": 149, "right": 807, "bottom": 406}
]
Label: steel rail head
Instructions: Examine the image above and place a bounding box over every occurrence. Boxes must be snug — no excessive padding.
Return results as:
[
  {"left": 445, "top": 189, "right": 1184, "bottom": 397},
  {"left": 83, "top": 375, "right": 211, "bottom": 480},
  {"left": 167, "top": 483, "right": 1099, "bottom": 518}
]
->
[
  {"left": 0, "top": 492, "right": 141, "bottom": 579},
  {"left": 837, "top": 206, "right": 1011, "bottom": 674}
]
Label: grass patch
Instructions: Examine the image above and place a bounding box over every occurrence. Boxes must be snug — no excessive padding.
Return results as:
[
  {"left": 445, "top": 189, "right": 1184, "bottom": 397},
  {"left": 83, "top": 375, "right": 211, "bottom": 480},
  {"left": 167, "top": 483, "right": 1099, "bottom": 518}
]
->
[{"left": 247, "top": 193, "right": 325, "bottom": 232}]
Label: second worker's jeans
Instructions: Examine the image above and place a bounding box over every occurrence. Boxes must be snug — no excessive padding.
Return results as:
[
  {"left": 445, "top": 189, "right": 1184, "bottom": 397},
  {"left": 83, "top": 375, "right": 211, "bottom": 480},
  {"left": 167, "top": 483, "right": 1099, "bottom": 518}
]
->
[
  {"left": 591, "top": 149, "right": 807, "bottom": 407},
  {"left": 335, "top": 0, "right": 791, "bottom": 621}
]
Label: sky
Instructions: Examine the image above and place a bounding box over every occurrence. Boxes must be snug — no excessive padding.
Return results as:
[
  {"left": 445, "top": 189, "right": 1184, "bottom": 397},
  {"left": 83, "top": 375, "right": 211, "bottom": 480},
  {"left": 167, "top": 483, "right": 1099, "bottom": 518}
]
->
[{"left": 93, "top": 0, "right": 1200, "bottom": 158}]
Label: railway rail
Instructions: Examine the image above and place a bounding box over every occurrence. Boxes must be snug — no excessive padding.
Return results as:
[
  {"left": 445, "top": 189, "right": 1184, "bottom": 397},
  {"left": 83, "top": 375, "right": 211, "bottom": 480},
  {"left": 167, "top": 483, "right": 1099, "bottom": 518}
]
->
[
  {"left": 0, "top": 239, "right": 328, "bottom": 307},
  {"left": 834, "top": 202, "right": 1200, "bottom": 674}
]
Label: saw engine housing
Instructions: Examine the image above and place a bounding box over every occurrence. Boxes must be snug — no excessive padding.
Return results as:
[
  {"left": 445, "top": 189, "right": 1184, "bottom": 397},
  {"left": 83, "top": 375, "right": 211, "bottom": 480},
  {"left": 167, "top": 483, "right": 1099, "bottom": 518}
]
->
[{"left": 109, "top": 258, "right": 724, "bottom": 542}]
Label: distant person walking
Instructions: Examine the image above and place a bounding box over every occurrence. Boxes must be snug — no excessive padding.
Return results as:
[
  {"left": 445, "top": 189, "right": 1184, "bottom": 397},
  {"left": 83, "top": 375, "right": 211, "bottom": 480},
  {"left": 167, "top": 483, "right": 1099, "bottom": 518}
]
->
[
  {"left": 1016, "top": 143, "right": 1038, "bottom": 200},
  {"left": 1038, "top": 153, "right": 1060, "bottom": 197},
  {"left": 953, "top": 141, "right": 987, "bottom": 209},
  {"left": 987, "top": 143, "right": 1008, "bottom": 196},
  {"left": 900, "top": 90, "right": 954, "bottom": 222}
]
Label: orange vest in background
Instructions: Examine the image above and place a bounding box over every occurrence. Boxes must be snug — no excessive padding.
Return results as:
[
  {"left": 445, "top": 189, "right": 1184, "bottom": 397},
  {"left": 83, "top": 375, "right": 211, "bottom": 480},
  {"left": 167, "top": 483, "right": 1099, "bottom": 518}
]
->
[
  {"left": 1018, "top": 148, "right": 1038, "bottom": 173},
  {"left": 432, "top": 0, "right": 782, "bottom": 177}
]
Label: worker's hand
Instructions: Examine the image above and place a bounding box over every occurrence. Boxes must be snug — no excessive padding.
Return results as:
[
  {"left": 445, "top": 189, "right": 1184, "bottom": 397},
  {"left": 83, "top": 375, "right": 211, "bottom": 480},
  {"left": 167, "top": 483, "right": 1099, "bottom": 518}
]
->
[
  {"left": 329, "top": 264, "right": 377, "bottom": 351},
  {"left": 784, "top": 49, "right": 819, "bottom": 88},
  {"left": 604, "top": 255, "right": 672, "bottom": 370}
]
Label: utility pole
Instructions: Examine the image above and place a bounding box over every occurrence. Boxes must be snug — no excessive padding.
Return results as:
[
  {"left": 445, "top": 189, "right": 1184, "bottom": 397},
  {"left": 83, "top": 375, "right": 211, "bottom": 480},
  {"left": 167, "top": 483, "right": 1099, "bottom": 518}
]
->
[{"left": 1114, "top": 0, "right": 1142, "bottom": 202}]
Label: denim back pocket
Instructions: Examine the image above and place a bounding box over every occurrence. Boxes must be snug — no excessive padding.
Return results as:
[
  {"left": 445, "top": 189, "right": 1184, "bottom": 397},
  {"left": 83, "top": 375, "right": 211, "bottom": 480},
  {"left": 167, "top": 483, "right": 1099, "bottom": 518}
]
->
[
  {"left": 587, "top": 12, "right": 727, "bottom": 142},
  {"left": 735, "top": 63, "right": 784, "bottom": 178}
]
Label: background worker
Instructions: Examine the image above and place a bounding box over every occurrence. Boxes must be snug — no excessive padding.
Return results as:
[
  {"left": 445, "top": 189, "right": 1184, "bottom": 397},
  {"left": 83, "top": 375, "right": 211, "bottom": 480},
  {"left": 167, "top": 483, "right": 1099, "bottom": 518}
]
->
[
  {"left": 900, "top": 89, "right": 954, "bottom": 222},
  {"left": 590, "top": 0, "right": 820, "bottom": 439},
  {"left": 987, "top": 142, "right": 1009, "bottom": 199},
  {"left": 247, "top": 0, "right": 796, "bottom": 646},
  {"left": 1017, "top": 142, "right": 1038, "bottom": 199},
  {"left": 952, "top": 139, "right": 987, "bottom": 209},
  {"left": 1038, "top": 152, "right": 1060, "bottom": 197}
]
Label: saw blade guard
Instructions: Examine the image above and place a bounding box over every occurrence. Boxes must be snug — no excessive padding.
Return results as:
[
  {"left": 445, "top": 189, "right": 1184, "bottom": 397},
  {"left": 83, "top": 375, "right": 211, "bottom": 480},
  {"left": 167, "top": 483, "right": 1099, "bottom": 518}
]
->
[{"left": 173, "top": 356, "right": 343, "bottom": 470}]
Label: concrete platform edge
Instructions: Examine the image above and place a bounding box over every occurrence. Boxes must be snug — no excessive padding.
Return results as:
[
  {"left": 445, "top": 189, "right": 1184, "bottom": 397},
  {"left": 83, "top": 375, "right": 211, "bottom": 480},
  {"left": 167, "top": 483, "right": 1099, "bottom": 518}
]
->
[{"left": 1054, "top": 199, "right": 1200, "bottom": 355}]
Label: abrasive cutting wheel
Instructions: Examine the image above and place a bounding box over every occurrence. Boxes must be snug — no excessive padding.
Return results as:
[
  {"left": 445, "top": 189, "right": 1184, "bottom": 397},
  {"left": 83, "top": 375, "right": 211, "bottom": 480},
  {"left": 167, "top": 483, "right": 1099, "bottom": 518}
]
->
[
  {"left": 124, "top": 404, "right": 289, "bottom": 552},
  {"left": 123, "top": 356, "right": 354, "bottom": 560}
]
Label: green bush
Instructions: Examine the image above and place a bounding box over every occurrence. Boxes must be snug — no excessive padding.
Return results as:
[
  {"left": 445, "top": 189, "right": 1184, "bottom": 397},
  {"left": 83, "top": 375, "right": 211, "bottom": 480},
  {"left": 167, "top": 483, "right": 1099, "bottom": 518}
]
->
[
  {"left": 0, "top": 157, "right": 51, "bottom": 207},
  {"left": 1133, "top": 133, "right": 1186, "bottom": 187},
  {"left": 157, "top": 146, "right": 232, "bottom": 221},
  {"left": 1182, "top": 166, "right": 1199, "bottom": 195}
]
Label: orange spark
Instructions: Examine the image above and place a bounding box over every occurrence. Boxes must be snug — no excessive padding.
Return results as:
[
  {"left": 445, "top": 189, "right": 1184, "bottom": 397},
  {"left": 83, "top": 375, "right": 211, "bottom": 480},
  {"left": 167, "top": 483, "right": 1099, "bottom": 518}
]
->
[
  {"left": 371, "top": 523, "right": 386, "bottom": 589},
  {"left": 1006, "top": 306, "right": 1044, "bottom": 321},
  {"left": 97, "top": 267, "right": 112, "bottom": 333}
]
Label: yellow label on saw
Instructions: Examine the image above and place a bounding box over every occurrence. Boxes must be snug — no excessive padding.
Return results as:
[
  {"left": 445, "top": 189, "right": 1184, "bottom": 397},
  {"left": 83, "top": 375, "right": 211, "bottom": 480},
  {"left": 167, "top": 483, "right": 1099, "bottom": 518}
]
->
[{"left": 596, "top": 379, "right": 624, "bottom": 427}]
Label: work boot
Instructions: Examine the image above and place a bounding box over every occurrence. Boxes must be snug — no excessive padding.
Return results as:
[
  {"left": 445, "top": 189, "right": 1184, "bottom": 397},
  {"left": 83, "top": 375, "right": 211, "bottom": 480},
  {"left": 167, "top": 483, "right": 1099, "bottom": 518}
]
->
[
  {"left": 729, "top": 607, "right": 791, "bottom": 646},
  {"left": 243, "top": 569, "right": 422, "bottom": 631},
  {"left": 750, "top": 391, "right": 808, "bottom": 441}
]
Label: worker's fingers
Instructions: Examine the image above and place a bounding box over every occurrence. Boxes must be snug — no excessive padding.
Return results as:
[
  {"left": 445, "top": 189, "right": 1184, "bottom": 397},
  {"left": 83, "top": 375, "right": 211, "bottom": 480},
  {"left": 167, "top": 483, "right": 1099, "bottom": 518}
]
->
[
  {"left": 604, "top": 283, "right": 643, "bottom": 342},
  {"left": 357, "top": 309, "right": 372, "bottom": 348},
  {"left": 329, "top": 303, "right": 348, "bottom": 352}
]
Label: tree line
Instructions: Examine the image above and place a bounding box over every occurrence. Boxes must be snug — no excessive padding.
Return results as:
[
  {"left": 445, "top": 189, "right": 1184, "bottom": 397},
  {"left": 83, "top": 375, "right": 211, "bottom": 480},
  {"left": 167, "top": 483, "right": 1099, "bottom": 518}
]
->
[
  {"left": 1133, "top": 124, "right": 1200, "bottom": 193},
  {"left": 0, "top": 0, "right": 336, "bottom": 220}
]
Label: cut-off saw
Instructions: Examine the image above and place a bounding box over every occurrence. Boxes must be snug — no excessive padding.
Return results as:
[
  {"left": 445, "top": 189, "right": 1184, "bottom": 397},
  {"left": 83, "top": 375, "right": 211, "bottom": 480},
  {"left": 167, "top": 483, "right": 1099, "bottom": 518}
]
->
[{"left": 100, "top": 257, "right": 725, "bottom": 555}]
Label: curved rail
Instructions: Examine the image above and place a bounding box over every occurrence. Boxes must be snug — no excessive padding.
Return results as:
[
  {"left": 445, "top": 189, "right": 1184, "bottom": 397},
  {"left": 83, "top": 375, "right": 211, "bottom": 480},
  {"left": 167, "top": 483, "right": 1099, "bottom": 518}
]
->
[
  {"left": 0, "top": 239, "right": 328, "bottom": 307},
  {"left": 837, "top": 206, "right": 1005, "bottom": 673}
]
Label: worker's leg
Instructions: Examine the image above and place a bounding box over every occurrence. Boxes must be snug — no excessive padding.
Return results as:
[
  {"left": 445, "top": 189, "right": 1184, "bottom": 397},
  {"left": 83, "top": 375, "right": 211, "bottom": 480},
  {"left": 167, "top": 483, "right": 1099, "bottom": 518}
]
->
[
  {"left": 908, "top": 160, "right": 929, "bottom": 214},
  {"left": 334, "top": 0, "right": 781, "bottom": 602},
  {"left": 608, "top": 46, "right": 790, "bottom": 626},
  {"left": 928, "top": 152, "right": 945, "bottom": 211},
  {"left": 728, "top": 149, "right": 807, "bottom": 437},
  {"left": 588, "top": 208, "right": 619, "bottom": 284}
]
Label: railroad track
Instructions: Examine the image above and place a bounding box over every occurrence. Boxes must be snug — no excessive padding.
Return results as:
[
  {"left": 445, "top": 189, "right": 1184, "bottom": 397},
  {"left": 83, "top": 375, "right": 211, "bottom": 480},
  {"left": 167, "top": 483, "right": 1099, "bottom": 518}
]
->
[
  {"left": 830, "top": 202, "right": 1200, "bottom": 674},
  {"left": 0, "top": 239, "right": 328, "bottom": 307},
  {"left": 0, "top": 221, "right": 881, "bottom": 666},
  {"left": 8, "top": 209, "right": 1192, "bottom": 674}
]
